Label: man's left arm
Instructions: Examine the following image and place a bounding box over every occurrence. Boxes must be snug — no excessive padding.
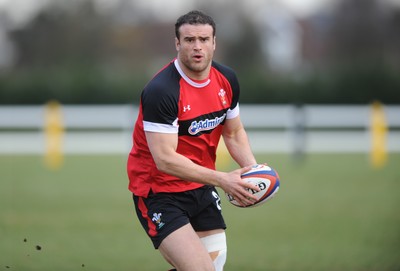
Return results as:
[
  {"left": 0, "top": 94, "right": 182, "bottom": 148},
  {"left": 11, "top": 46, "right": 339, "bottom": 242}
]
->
[{"left": 222, "top": 115, "right": 257, "bottom": 167}]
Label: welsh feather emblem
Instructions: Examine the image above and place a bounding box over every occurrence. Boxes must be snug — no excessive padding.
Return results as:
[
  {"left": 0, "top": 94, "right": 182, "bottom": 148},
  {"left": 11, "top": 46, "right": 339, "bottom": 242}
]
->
[
  {"left": 218, "top": 89, "right": 227, "bottom": 105},
  {"left": 152, "top": 213, "right": 165, "bottom": 229}
]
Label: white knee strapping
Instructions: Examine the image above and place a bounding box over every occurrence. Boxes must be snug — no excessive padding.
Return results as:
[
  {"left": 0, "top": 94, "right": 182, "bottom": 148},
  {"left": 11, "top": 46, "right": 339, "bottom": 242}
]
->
[{"left": 200, "top": 232, "right": 227, "bottom": 271}]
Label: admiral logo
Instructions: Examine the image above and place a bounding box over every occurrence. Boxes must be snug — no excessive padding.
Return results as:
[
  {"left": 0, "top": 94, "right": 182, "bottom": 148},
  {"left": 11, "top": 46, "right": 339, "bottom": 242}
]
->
[{"left": 188, "top": 114, "right": 226, "bottom": 135}]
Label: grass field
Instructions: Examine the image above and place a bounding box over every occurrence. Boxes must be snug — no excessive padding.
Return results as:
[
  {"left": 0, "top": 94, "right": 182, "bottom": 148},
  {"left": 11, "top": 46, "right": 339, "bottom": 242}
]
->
[{"left": 1, "top": 153, "right": 399, "bottom": 271}]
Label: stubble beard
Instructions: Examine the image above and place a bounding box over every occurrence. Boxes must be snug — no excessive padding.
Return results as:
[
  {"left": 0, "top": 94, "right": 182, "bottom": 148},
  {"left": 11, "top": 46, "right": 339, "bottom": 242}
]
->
[{"left": 180, "top": 55, "right": 211, "bottom": 77}]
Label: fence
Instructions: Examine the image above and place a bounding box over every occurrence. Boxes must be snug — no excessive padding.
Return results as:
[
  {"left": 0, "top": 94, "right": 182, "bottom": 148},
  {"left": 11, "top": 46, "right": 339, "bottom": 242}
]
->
[{"left": 0, "top": 104, "right": 399, "bottom": 154}]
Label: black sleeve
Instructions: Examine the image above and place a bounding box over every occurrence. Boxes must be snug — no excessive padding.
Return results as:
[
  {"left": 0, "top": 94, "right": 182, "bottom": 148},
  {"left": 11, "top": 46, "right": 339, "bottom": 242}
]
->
[{"left": 141, "top": 66, "right": 180, "bottom": 125}]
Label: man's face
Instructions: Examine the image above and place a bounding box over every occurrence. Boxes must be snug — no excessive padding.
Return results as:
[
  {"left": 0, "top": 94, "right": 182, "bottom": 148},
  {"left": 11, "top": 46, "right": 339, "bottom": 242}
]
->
[{"left": 175, "top": 23, "right": 216, "bottom": 80}]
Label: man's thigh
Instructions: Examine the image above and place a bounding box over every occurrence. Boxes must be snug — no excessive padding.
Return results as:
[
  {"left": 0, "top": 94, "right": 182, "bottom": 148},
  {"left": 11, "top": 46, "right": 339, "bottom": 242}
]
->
[{"left": 159, "top": 223, "right": 215, "bottom": 271}]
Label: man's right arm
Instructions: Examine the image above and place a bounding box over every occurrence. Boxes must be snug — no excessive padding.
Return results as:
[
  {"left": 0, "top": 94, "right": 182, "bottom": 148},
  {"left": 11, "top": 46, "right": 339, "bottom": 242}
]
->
[{"left": 145, "top": 131, "right": 259, "bottom": 206}]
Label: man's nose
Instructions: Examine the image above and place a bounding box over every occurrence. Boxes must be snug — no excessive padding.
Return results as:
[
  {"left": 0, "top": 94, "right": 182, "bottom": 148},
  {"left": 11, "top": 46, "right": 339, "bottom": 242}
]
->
[{"left": 193, "top": 39, "right": 202, "bottom": 50}]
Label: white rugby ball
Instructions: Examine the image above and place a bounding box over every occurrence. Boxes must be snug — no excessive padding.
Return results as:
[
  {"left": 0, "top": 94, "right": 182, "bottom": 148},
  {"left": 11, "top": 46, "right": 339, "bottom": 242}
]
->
[{"left": 226, "top": 164, "right": 280, "bottom": 208}]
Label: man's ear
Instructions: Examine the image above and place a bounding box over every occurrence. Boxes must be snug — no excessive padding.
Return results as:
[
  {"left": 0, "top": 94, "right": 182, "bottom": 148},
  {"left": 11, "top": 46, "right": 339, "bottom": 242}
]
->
[
  {"left": 213, "top": 36, "right": 216, "bottom": 50},
  {"left": 175, "top": 37, "right": 180, "bottom": 51}
]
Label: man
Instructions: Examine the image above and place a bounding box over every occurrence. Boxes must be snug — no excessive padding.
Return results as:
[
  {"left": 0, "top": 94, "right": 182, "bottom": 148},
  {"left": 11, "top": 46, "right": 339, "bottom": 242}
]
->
[{"left": 127, "top": 10, "right": 260, "bottom": 271}]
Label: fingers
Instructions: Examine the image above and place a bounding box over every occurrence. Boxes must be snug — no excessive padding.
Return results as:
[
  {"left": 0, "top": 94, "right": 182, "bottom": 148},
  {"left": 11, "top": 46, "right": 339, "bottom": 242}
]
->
[
  {"left": 224, "top": 165, "right": 264, "bottom": 207},
  {"left": 236, "top": 165, "right": 261, "bottom": 193},
  {"left": 235, "top": 174, "right": 261, "bottom": 207},
  {"left": 224, "top": 183, "right": 257, "bottom": 207},
  {"left": 235, "top": 194, "right": 256, "bottom": 207},
  {"left": 236, "top": 183, "right": 259, "bottom": 207},
  {"left": 238, "top": 165, "right": 253, "bottom": 175}
]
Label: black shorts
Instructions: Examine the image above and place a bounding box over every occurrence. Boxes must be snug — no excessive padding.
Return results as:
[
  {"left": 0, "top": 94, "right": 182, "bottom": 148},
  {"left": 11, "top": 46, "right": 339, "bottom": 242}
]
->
[{"left": 132, "top": 185, "right": 226, "bottom": 249}]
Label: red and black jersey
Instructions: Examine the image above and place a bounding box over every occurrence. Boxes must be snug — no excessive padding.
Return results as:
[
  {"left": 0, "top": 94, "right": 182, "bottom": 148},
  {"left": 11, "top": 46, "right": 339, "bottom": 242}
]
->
[{"left": 127, "top": 59, "right": 241, "bottom": 197}]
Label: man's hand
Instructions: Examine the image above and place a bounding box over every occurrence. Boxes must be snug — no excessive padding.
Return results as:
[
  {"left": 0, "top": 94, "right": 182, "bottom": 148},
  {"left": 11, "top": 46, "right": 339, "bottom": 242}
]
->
[{"left": 218, "top": 166, "right": 260, "bottom": 207}]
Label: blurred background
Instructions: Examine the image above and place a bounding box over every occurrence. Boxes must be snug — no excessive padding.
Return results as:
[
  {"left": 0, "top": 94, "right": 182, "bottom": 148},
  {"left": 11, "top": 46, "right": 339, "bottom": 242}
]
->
[
  {"left": 1, "top": 0, "right": 399, "bottom": 156},
  {"left": 0, "top": 0, "right": 399, "bottom": 105}
]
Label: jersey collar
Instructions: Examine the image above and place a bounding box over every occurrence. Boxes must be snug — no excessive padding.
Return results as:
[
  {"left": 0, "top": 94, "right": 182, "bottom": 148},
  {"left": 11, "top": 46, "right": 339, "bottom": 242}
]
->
[{"left": 174, "top": 59, "right": 211, "bottom": 88}]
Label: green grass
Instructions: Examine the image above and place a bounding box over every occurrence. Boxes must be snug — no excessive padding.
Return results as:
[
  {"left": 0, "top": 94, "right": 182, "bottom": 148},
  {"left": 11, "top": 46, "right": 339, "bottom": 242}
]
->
[{"left": 1, "top": 153, "right": 399, "bottom": 270}]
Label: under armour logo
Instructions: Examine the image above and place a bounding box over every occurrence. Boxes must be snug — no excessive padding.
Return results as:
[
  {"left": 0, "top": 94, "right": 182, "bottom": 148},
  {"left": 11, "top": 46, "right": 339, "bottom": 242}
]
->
[{"left": 183, "top": 105, "right": 191, "bottom": 112}]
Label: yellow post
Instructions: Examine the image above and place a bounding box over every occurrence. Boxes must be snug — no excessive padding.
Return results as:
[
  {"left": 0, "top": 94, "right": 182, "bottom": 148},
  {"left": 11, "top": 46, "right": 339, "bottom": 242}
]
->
[
  {"left": 216, "top": 139, "right": 231, "bottom": 171},
  {"left": 44, "top": 101, "right": 64, "bottom": 169},
  {"left": 370, "top": 101, "right": 388, "bottom": 169}
]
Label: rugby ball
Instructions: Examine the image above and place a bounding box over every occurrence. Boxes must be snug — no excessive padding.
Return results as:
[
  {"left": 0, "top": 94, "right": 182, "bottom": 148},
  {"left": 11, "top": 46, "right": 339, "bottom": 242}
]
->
[{"left": 226, "top": 164, "right": 280, "bottom": 208}]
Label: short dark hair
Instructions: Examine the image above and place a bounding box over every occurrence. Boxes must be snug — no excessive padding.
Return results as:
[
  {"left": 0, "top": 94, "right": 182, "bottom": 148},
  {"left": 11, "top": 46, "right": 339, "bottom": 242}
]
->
[{"left": 175, "top": 10, "right": 216, "bottom": 39}]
